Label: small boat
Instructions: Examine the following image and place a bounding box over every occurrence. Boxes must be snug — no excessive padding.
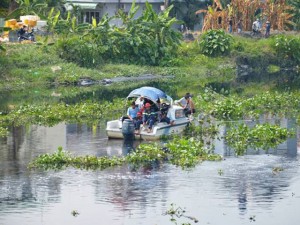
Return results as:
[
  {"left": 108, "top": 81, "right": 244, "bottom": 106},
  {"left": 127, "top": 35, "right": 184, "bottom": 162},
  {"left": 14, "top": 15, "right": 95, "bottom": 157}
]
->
[{"left": 106, "top": 87, "right": 190, "bottom": 141}]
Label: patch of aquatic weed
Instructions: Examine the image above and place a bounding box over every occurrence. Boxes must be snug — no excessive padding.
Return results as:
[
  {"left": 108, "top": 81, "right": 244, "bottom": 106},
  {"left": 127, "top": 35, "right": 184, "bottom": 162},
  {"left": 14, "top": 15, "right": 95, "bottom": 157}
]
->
[{"left": 29, "top": 138, "right": 222, "bottom": 171}]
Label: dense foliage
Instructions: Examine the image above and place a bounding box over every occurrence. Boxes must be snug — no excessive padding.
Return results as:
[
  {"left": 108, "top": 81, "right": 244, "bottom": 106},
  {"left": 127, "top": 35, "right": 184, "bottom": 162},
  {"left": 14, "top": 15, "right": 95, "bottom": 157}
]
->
[
  {"left": 56, "top": 3, "right": 182, "bottom": 67},
  {"left": 272, "top": 34, "right": 300, "bottom": 64},
  {"left": 199, "top": 29, "right": 233, "bottom": 56}
]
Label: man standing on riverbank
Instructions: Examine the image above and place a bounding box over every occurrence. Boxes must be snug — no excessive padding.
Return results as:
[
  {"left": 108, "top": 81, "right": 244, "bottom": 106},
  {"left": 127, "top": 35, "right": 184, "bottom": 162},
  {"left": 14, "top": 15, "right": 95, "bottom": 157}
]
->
[
  {"left": 265, "top": 21, "right": 271, "bottom": 38},
  {"left": 237, "top": 19, "right": 242, "bottom": 34},
  {"left": 228, "top": 17, "right": 233, "bottom": 33}
]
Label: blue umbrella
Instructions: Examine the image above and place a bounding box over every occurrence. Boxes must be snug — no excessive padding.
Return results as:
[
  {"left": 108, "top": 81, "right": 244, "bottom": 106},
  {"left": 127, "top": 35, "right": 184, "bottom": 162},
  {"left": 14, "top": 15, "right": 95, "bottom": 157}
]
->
[{"left": 127, "top": 86, "right": 168, "bottom": 103}]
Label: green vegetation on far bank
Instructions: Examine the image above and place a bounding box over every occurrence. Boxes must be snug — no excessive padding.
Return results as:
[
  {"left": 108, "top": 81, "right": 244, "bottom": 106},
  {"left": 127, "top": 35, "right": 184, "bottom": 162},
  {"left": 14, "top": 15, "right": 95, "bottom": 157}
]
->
[{"left": 1, "top": 30, "right": 300, "bottom": 96}]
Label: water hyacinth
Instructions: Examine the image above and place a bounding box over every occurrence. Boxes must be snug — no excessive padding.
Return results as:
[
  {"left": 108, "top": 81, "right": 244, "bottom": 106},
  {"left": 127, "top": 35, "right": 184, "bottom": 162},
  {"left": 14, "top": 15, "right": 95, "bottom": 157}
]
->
[
  {"left": 225, "top": 123, "right": 295, "bottom": 156},
  {"left": 194, "top": 89, "right": 300, "bottom": 121},
  {"left": 166, "top": 137, "right": 222, "bottom": 168},
  {"left": 0, "top": 99, "right": 124, "bottom": 132},
  {"left": 126, "top": 143, "right": 167, "bottom": 166},
  {"left": 29, "top": 147, "right": 124, "bottom": 170},
  {"left": 30, "top": 138, "right": 223, "bottom": 171}
]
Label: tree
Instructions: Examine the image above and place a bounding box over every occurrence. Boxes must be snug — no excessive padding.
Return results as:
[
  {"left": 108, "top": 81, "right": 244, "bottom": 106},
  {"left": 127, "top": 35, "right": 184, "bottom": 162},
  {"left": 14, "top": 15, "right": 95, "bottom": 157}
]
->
[
  {"left": 0, "top": 0, "right": 9, "bottom": 9},
  {"left": 8, "top": 0, "right": 49, "bottom": 19},
  {"left": 288, "top": 0, "right": 300, "bottom": 30},
  {"left": 9, "top": 0, "right": 18, "bottom": 13},
  {"left": 0, "top": 0, "right": 9, "bottom": 16},
  {"left": 168, "top": 0, "right": 211, "bottom": 30}
]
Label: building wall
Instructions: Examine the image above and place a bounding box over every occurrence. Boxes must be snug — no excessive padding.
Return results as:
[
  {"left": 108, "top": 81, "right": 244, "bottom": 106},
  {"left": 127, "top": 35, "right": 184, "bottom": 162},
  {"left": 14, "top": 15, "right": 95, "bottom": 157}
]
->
[
  {"left": 66, "top": 0, "right": 205, "bottom": 30},
  {"left": 69, "top": 1, "right": 164, "bottom": 25}
]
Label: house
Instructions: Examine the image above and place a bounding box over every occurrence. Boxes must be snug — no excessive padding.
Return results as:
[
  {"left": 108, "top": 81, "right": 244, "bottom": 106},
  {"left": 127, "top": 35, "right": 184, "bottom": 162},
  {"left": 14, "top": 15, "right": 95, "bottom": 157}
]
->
[{"left": 65, "top": 0, "right": 166, "bottom": 25}]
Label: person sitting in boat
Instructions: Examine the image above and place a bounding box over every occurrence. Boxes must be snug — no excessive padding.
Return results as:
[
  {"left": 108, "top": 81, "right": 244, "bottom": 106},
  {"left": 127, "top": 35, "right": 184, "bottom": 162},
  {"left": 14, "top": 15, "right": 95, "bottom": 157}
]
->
[
  {"left": 142, "top": 103, "right": 157, "bottom": 133},
  {"left": 122, "top": 101, "right": 139, "bottom": 122},
  {"left": 176, "top": 93, "right": 195, "bottom": 117},
  {"left": 159, "top": 109, "right": 175, "bottom": 125},
  {"left": 135, "top": 96, "right": 145, "bottom": 110},
  {"left": 134, "top": 111, "right": 143, "bottom": 134}
]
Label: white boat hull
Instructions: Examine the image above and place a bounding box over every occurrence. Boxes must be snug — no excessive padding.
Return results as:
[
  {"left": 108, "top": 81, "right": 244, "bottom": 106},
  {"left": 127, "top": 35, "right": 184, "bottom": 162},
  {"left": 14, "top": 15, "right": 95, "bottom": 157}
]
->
[{"left": 106, "top": 118, "right": 189, "bottom": 141}]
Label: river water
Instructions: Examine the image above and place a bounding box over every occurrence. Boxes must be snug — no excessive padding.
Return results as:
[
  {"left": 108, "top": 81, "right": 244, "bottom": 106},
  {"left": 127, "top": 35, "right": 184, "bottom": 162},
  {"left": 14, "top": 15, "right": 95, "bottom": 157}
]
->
[{"left": 0, "top": 122, "right": 300, "bottom": 225}]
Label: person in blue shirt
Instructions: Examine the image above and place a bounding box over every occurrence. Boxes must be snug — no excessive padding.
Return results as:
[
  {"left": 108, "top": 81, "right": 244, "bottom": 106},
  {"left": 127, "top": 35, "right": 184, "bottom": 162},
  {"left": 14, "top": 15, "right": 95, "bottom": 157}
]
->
[{"left": 127, "top": 101, "right": 139, "bottom": 121}]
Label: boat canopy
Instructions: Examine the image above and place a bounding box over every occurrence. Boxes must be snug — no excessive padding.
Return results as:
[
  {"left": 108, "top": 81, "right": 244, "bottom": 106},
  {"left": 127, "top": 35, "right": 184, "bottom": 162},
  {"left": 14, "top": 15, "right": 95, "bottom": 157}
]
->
[{"left": 127, "top": 86, "right": 173, "bottom": 104}]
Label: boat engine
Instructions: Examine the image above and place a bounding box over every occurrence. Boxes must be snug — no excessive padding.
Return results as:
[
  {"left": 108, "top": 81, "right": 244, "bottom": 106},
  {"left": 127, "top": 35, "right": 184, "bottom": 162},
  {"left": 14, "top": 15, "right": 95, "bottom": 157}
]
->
[{"left": 122, "top": 119, "right": 135, "bottom": 140}]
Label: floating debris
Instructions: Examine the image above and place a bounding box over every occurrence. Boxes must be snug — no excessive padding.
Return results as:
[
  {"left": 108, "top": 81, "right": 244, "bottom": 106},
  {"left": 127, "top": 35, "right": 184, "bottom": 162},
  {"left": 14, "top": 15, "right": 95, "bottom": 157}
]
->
[{"left": 71, "top": 210, "right": 79, "bottom": 217}]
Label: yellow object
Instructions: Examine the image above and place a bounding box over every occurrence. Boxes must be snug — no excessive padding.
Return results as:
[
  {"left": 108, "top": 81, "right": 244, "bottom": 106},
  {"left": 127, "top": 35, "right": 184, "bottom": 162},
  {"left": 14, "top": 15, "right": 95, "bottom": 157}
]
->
[
  {"left": 24, "top": 19, "right": 29, "bottom": 25},
  {"left": 28, "top": 20, "right": 37, "bottom": 27},
  {"left": 17, "top": 22, "right": 24, "bottom": 28},
  {"left": 7, "top": 19, "right": 17, "bottom": 26}
]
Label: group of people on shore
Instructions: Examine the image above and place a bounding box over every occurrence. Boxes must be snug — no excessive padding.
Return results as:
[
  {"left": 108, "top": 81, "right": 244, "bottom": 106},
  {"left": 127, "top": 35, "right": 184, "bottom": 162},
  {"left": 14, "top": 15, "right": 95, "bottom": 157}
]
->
[
  {"left": 228, "top": 17, "right": 271, "bottom": 38},
  {"left": 124, "top": 92, "right": 195, "bottom": 134}
]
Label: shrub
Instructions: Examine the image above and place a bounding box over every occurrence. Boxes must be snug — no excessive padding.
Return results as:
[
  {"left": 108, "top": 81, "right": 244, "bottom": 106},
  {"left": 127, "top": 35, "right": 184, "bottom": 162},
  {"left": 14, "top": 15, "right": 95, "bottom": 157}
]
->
[
  {"left": 56, "top": 37, "right": 104, "bottom": 68},
  {"left": 272, "top": 35, "right": 300, "bottom": 64},
  {"left": 55, "top": 3, "right": 182, "bottom": 67},
  {"left": 199, "top": 29, "right": 233, "bottom": 56}
]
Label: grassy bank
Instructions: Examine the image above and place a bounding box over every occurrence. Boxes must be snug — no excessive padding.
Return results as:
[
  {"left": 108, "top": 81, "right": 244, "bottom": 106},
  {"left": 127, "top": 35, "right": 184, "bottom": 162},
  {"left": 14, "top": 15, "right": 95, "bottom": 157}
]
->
[{"left": 2, "top": 34, "right": 299, "bottom": 97}]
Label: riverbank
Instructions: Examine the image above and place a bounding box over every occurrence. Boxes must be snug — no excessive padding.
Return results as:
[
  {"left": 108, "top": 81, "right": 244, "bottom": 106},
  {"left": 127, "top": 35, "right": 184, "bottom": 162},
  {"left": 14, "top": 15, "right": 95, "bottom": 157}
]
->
[
  {"left": 0, "top": 32, "right": 299, "bottom": 112},
  {"left": 2, "top": 33, "right": 299, "bottom": 86}
]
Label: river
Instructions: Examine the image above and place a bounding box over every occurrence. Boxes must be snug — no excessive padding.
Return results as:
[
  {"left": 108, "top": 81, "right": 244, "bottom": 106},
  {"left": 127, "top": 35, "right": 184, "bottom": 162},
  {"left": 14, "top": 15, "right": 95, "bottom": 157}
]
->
[{"left": 0, "top": 122, "right": 300, "bottom": 225}]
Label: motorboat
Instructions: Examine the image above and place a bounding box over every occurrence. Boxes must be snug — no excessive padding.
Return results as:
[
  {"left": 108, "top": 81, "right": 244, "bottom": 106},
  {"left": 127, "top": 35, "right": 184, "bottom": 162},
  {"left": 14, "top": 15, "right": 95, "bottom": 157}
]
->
[{"left": 106, "top": 87, "right": 190, "bottom": 141}]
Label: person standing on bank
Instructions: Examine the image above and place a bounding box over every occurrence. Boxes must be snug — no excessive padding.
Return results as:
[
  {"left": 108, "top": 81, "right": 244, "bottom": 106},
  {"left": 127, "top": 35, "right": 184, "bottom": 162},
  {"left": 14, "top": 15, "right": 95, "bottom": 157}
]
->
[
  {"left": 265, "top": 20, "right": 271, "bottom": 38},
  {"left": 228, "top": 17, "right": 233, "bottom": 33},
  {"left": 237, "top": 19, "right": 242, "bottom": 34}
]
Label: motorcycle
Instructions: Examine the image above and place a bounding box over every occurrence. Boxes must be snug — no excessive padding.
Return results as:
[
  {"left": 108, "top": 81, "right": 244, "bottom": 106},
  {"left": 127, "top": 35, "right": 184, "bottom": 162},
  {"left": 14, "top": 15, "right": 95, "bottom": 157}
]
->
[{"left": 18, "top": 30, "right": 35, "bottom": 43}]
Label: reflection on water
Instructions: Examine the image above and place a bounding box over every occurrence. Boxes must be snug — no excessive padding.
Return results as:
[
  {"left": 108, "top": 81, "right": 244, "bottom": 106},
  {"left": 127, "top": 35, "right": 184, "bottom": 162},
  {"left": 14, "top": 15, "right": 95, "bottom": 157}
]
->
[{"left": 0, "top": 121, "right": 300, "bottom": 225}]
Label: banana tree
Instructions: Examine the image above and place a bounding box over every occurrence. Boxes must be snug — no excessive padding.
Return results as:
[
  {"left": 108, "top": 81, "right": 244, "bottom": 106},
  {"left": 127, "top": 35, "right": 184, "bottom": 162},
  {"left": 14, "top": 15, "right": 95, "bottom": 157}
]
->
[
  {"left": 7, "top": 0, "right": 48, "bottom": 19},
  {"left": 288, "top": 0, "right": 300, "bottom": 30}
]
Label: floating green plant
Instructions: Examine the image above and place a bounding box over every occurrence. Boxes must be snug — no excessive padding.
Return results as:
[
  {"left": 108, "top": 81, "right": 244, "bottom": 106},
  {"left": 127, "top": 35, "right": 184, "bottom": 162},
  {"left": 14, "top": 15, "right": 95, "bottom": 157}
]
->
[
  {"left": 30, "top": 137, "right": 223, "bottom": 171},
  {"left": 166, "top": 137, "right": 222, "bottom": 168},
  {"left": 0, "top": 99, "right": 124, "bottom": 135},
  {"left": 126, "top": 143, "right": 167, "bottom": 166},
  {"left": 71, "top": 210, "right": 79, "bottom": 217},
  {"left": 29, "top": 147, "right": 124, "bottom": 170},
  {"left": 225, "top": 123, "right": 294, "bottom": 155},
  {"left": 272, "top": 167, "right": 284, "bottom": 174},
  {"left": 163, "top": 203, "right": 198, "bottom": 224},
  {"left": 194, "top": 89, "right": 300, "bottom": 121}
]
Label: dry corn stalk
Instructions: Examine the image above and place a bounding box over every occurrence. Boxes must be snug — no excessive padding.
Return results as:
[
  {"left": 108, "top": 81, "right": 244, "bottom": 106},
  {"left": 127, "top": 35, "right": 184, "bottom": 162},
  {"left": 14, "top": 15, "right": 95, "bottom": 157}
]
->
[{"left": 196, "top": 0, "right": 295, "bottom": 32}]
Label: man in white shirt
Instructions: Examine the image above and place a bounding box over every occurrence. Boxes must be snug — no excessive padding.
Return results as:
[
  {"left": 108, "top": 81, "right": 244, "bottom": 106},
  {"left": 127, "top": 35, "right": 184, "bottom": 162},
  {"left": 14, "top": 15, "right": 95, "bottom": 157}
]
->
[{"left": 176, "top": 93, "right": 195, "bottom": 117}]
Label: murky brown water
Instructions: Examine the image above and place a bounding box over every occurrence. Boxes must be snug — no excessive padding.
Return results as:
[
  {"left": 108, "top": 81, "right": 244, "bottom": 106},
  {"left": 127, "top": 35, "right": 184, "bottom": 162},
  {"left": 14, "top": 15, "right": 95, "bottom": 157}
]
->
[{"left": 0, "top": 122, "right": 300, "bottom": 225}]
